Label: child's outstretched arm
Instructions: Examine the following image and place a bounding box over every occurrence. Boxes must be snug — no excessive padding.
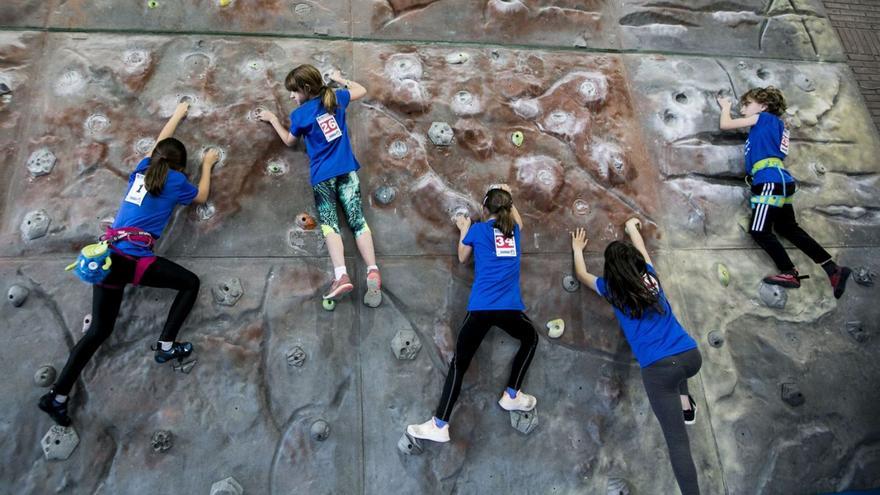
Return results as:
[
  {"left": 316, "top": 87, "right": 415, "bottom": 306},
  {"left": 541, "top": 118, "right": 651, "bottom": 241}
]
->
[
  {"left": 152, "top": 102, "right": 189, "bottom": 152},
  {"left": 717, "top": 96, "right": 759, "bottom": 130},
  {"left": 329, "top": 69, "right": 367, "bottom": 101},
  {"left": 193, "top": 148, "right": 220, "bottom": 204},
  {"left": 571, "top": 228, "right": 599, "bottom": 294},
  {"left": 258, "top": 110, "right": 297, "bottom": 147},
  {"left": 456, "top": 214, "right": 473, "bottom": 264},
  {"left": 624, "top": 218, "right": 653, "bottom": 267}
]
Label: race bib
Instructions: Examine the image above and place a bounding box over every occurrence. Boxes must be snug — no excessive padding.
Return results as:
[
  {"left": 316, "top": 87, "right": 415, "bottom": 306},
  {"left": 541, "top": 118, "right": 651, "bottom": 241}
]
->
[
  {"left": 124, "top": 173, "right": 147, "bottom": 206},
  {"left": 642, "top": 273, "right": 660, "bottom": 296},
  {"left": 779, "top": 128, "right": 790, "bottom": 155},
  {"left": 317, "top": 113, "right": 342, "bottom": 142},
  {"left": 494, "top": 228, "right": 516, "bottom": 257}
]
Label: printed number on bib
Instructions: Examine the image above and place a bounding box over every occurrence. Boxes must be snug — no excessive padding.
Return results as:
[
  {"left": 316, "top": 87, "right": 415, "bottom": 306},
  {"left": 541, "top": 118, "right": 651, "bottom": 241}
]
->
[
  {"left": 125, "top": 174, "right": 148, "bottom": 206},
  {"left": 779, "top": 128, "right": 790, "bottom": 155},
  {"left": 494, "top": 228, "right": 516, "bottom": 257},
  {"left": 317, "top": 113, "right": 342, "bottom": 142}
]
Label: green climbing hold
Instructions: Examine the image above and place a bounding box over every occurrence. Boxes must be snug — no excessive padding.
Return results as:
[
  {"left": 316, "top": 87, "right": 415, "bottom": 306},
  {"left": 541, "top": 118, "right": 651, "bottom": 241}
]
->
[
  {"left": 717, "top": 263, "right": 730, "bottom": 287},
  {"left": 511, "top": 131, "right": 524, "bottom": 147},
  {"left": 147, "top": 0, "right": 159, "bottom": 8},
  {"left": 322, "top": 299, "right": 336, "bottom": 311}
]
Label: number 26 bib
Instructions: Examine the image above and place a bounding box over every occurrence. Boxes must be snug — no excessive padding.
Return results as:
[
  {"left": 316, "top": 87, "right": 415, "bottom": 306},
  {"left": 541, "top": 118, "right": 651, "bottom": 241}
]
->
[{"left": 317, "top": 113, "right": 342, "bottom": 142}]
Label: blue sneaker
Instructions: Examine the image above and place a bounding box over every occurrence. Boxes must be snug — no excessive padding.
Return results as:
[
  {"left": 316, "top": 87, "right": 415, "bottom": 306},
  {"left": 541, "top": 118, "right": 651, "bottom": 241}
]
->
[
  {"left": 38, "top": 391, "right": 71, "bottom": 426},
  {"left": 154, "top": 342, "right": 193, "bottom": 364}
]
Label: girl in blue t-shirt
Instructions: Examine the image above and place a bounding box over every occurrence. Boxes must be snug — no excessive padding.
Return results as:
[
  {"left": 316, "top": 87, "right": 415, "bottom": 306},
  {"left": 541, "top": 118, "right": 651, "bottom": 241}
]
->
[
  {"left": 717, "top": 87, "right": 851, "bottom": 298},
  {"left": 39, "top": 102, "right": 219, "bottom": 426},
  {"left": 571, "top": 218, "right": 701, "bottom": 495},
  {"left": 406, "top": 186, "right": 539, "bottom": 444},
  {"left": 258, "top": 64, "right": 382, "bottom": 307}
]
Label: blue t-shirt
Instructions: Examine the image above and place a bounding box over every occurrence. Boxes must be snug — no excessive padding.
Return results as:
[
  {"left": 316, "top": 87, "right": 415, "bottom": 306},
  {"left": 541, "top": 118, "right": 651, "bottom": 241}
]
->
[
  {"left": 289, "top": 89, "right": 360, "bottom": 186},
  {"left": 596, "top": 264, "right": 697, "bottom": 368},
  {"left": 111, "top": 157, "right": 198, "bottom": 257},
  {"left": 463, "top": 220, "right": 525, "bottom": 312},
  {"left": 745, "top": 112, "right": 794, "bottom": 185}
]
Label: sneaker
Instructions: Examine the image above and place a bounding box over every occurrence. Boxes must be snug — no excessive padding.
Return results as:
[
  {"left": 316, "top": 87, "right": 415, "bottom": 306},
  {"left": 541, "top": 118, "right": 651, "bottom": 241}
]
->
[
  {"left": 38, "top": 392, "right": 71, "bottom": 427},
  {"left": 364, "top": 269, "right": 382, "bottom": 308},
  {"left": 154, "top": 342, "right": 194, "bottom": 364},
  {"left": 498, "top": 390, "right": 537, "bottom": 412},
  {"left": 683, "top": 395, "right": 697, "bottom": 425},
  {"left": 763, "top": 271, "right": 803, "bottom": 289},
  {"left": 323, "top": 274, "right": 353, "bottom": 300},
  {"left": 406, "top": 417, "right": 450, "bottom": 443},
  {"left": 829, "top": 266, "right": 852, "bottom": 299}
]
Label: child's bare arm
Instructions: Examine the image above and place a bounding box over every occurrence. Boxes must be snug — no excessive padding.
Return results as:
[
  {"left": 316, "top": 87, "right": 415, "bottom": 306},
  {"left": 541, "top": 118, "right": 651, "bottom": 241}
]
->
[
  {"left": 153, "top": 102, "right": 188, "bottom": 152},
  {"left": 456, "top": 215, "right": 473, "bottom": 263},
  {"left": 624, "top": 218, "right": 653, "bottom": 267},
  {"left": 329, "top": 70, "right": 367, "bottom": 101},
  {"left": 717, "top": 96, "right": 759, "bottom": 130},
  {"left": 258, "top": 110, "right": 297, "bottom": 147},
  {"left": 570, "top": 228, "right": 600, "bottom": 294}
]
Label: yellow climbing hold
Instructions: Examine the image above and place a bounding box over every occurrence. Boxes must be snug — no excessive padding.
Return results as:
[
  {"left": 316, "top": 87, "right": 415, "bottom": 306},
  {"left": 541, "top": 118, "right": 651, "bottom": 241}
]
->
[
  {"left": 219, "top": 0, "right": 231, "bottom": 6},
  {"left": 511, "top": 131, "right": 524, "bottom": 147},
  {"left": 717, "top": 263, "right": 730, "bottom": 287},
  {"left": 147, "top": 0, "right": 158, "bottom": 8},
  {"left": 546, "top": 318, "right": 565, "bottom": 338}
]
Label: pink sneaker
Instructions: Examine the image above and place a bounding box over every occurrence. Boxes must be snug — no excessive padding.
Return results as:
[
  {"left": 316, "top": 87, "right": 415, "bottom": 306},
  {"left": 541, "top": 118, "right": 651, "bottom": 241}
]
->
[
  {"left": 364, "top": 269, "right": 382, "bottom": 308},
  {"left": 323, "top": 274, "right": 353, "bottom": 300}
]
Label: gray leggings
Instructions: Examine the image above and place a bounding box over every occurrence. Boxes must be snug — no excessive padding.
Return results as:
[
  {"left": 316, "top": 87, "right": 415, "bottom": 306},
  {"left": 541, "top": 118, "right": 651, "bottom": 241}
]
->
[{"left": 640, "top": 347, "right": 702, "bottom": 495}]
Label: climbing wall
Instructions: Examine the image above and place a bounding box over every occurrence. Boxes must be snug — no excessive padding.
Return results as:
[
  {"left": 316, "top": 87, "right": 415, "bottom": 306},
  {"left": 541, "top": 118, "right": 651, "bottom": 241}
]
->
[{"left": 2, "top": 1, "right": 880, "bottom": 494}]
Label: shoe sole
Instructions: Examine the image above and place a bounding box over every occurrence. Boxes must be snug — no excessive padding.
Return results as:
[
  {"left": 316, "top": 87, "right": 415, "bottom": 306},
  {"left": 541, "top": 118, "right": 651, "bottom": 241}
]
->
[
  {"left": 498, "top": 398, "right": 537, "bottom": 412},
  {"left": 833, "top": 268, "right": 851, "bottom": 299},
  {"left": 684, "top": 402, "right": 697, "bottom": 425},
  {"left": 363, "top": 283, "right": 382, "bottom": 308},
  {"left": 38, "top": 400, "right": 71, "bottom": 427},
  {"left": 323, "top": 283, "right": 354, "bottom": 301},
  {"left": 405, "top": 425, "right": 450, "bottom": 443},
  {"left": 763, "top": 279, "right": 800, "bottom": 289}
]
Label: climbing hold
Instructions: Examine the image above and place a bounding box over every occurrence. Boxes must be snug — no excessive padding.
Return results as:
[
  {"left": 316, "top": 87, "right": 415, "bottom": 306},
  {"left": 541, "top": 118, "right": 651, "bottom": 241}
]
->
[
  {"left": 852, "top": 267, "right": 875, "bottom": 287},
  {"left": 196, "top": 202, "right": 216, "bottom": 221},
  {"left": 510, "top": 409, "right": 538, "bottom": 434},
  {"left": 845, "top": 321, "right": 868, "bottom": 344},
  {"left": 27, "top": 148, "right": 57, "bottom": 177},
  {"left": 322, "top": 299, "right": 336, "bottom": 311},
  {"left": 150, "top": 430, "right": 173, "bottom": 453},
  {"left": 7, "top": 285, "right": 29, "bottom": 307},
  {"left": 794, "top": 73, "right": 815, "bottom": 92},
  {"left": 172, "top": 359, "right": 197, "bottom": 374},
  {"left": 200, "top": 146, "right": 226, "bottom": 167},
  {"left": 34, "top": 365, "right": 56, "bottom": 387},
  {"left": 428, "top": 122, "right": 454, "bottom": 146},
  {"left": 388, "top": 140, "right": 408, "bottom": 159},
  {"left": 266, "top": 160, "right": 287, "bottom": 176},
  {"left": 758, "top": 282, "right": 787, "bottom": 309},
  {"left": 707, "top": 331, "right": 724, "bottom": 348},
  {"left": 572, "top": 199, "right": 590, "bottom": 216},
  {"left": 717, "top": 263, "right": 731, "bottom": 287},
  {"left": 511, "top": 131, "right": 524, "bottom": 147},
  {"left": 147, "top": 0, "right": 159, "bottom": 8},
  {"left": 134, "top": 138, "right": 155, "bottom": 155},
  {"left": 294, "top": 3, "right": 312, "bottom": 16},
  {"left": 546, "top": 319, "right": 565, "bottom": 339},
  {"left": 296, "top": 212, "right": 317, "bottom": 230},
  {"left": 310, "top": 419, "right": 330, "bottom": 441},
  {"left": 813, "top": 163, "right": 827, "bottom": 176},
  {"left": 210, "top": 477, "right": 243, "bottom": 495},
  {"left": 373, "top": 186, "right": 396, "bottom": 206},
  {"left": 82, "top": 314, "right": 92, "bottom": 333},
  {"left": 780, "top": 382, "right": 805, "bottom": 407},
  {"left": 21, "top": 210, "right": 51, "bottom": 241},
  {"left": 85, "top": 114, "right": 111, "bottom": 134},
  {"left": 397, "top": 431, "right": 424, "bottom": 455},
  {"left": 562, "top": 274, "right": 580, "bottom": 292},
  {"left": 212, "top": 278, "right": 243, "bottom": 306},
  {"left": 451, "top": 91, "right": 479, "bottom": 115},
  {"left": 445, "top": 52, "right": 470, "bottom": 65},
  {"left": 41, "top": 425, "right": 79, "bottom": 460},
  {"left": 286, "top": 346, "right": 307, "bottom": 367},
  {"left": 607, "top": 477, "right": 631, "bottom": 495},
  {"left": 0, "top": 82, "right": 10, "bottom": 96},
  {"left": 391, "top": 329, "right": 422, "bottom": 360},
  {"left": 219, "top": 0, "right": 231, "bottom": 6}
]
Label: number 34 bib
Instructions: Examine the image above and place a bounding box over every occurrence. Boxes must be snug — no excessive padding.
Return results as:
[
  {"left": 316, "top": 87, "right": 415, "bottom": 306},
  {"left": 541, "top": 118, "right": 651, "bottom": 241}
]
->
[{"left": 494, "top": 228, "right": 517, "bottom": 257}]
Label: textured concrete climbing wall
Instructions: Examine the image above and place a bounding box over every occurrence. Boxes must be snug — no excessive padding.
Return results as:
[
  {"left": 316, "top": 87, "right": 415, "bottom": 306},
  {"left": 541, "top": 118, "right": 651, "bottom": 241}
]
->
[{"left": 2, "top": 1, "right": 880, "bottom": 494}]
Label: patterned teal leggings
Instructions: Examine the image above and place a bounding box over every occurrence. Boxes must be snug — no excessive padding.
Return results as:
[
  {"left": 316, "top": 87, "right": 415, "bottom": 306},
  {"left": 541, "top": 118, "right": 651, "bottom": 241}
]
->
[{"left": 312, "top": 171, "right": 370, "bottom": 238}]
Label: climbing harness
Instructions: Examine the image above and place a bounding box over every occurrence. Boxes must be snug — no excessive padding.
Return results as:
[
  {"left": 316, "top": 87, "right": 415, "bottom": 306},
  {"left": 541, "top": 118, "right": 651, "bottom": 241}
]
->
[
  {"left": 748, "top": 158, "right": 792, "bottom": 208},
  {"left": 65, "top": 227, "right": 157, "bottom": 286}
]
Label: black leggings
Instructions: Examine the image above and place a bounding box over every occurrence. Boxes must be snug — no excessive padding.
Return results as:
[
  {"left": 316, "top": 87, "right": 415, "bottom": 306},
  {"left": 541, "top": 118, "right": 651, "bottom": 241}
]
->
[
  {"left": 53, "top": 254, "right": 200, "bottom": 396},
  {"left": 640, "top": 347, "right": 703, "bottom": 495},
  {"left": 435, "top": 310, "right": 539, "bottom": 422}
]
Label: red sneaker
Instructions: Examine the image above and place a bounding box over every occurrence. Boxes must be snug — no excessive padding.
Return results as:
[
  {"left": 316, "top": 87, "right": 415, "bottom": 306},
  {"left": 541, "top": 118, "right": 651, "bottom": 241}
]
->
[
  {"left": 829, "top": 266, "right": 852, "bottom": 299},
  {"left": 763, "top": 271, "right": 803, "bottom": 289},
  {"left": 323, "top": 274, "right": 353, "bottom": 300}
]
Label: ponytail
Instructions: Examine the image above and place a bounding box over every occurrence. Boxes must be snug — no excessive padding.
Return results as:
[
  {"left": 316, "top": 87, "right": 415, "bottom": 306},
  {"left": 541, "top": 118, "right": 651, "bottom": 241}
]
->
[
  {"left": 285, "top": 64, "right": 336, "bottom": 112},
  {"left": 145, "top": 137, "right": 187, "bottom": 196},
  {"left": 321, "top": 86, "right": 337, "bottom": 113},
  {"left": 484, "top": 188, "right": 515, "bottom": 238}
]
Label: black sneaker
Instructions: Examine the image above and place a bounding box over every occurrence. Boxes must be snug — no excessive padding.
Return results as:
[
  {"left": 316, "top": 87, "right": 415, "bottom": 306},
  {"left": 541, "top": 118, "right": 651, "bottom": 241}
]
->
[
  {"left": 683, "top": 395, "right": 697, "bottom": 425},
  {"left": 829, "top": 266, "right": 852, "bottom": 300},
  {"left": 154, "top": 342, "right": 193, "bottom": 364},
  {"left": 38, "top": 392, "right": 71, "bottom": 427}
]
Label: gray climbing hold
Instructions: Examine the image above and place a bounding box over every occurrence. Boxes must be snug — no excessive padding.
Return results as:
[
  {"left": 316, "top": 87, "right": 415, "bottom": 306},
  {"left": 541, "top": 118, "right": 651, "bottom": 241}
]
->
[
  {"left": 445, "top": 52, "right": 470, "bottom": 65},
  {"left": 780, "top": 382, "right": 805, "bottom": 407},
  {"left": 397, "top": 432, "right": 423, "bottom": 455},
  {"left": 852, "top": 267, "right": 875, "bottom": 287},
  {"left": 82, "top": 313, "right": 92, "bottom": 333},
  {"left": 0, "top": 82, "right": 10, "bottom": 96},
  {"left": 7, "top": 285, "right": 29, "bottom": 307},
  {"left": 373, "top": 186, "right": 396, "bottom": 205},
  {"left": 172, "top": 359, "right": 197, "bottom": 374},
  {"left": 212, "top": 278, "right": 243, "bottom": 306},
  {"left": 196, "top": 202, "right": 216, "bottom": 221},
  {"left": 607, "top": 477, "right": 631, "bottom": 495},
  {"left": 510, "top": 409, "right": 539, "bottom": 434},
  {"left": 391, "top": 329, "right": 422, "bottom": 360},
  {"left": 34, "top": 365, "right": 56, "bottom": 387},
  {"left": 27, "top": 148, "right": 57, "bottom": 177},
  {"left": 21, "top": 210, "right": 51, "bottom": 241},
  {"left": 707, "top": 331, "right": 724, "bottom": 348},
  {"left": 388, "top": 140, "right": 408, "bottom": 159},
  {"left": 846, "top": 321, "right": 868, "bottom": 344},
  {"left": 150, "top": 430, "right": 173, "bottom": 453},
  {"left": 310, "top": 419, "right": 330, "bottom": 441},
  {"left": 210, "top": 476, "right": 243, "bottom": 495},
  {"left": 41, "top": 425, "right": 80, "bottom": 460},
  {"left": 428, "top": 122, "right": 454, "bottom": 146},
  {"left": 294, "top": 3, "right": 311, "bottom": 16},
  {"left": 562, "top": 274, "right": 580, "bottom": 292},
  {"left": 758, "top": 282, "right": 787, "bottom": 309},
  {"left": 286, "top": 346, "right": 306, "bottom": 368}
]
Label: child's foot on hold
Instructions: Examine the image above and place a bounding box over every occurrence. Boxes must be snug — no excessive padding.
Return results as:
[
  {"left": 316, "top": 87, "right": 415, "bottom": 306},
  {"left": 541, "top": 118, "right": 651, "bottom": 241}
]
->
[
  {"left": 829, "top": 266, "right": 852, "bottom": 299},
  {"left": 38, "top": 391, "right": 71, "bottom": 426},
  {"left": 364, "top": 268, "right": 382, "bottom": 308},
  {"left": 498, "top": 389, "right": 537, "bottom": 412},
  {"left": 323, "top": 274, "right": 353, "bottom": 300},
  {"left": 763, "top": 270, "right": 803, "bottom": 289},
  {"left": 406, "top": 417, "right": 450, "bottom": 443},
  {"left": 683, "top": 395, "right": 697, "bottom": 425},
  {"left": 154, "top": 341, "right": 193, "bottom": 363}
]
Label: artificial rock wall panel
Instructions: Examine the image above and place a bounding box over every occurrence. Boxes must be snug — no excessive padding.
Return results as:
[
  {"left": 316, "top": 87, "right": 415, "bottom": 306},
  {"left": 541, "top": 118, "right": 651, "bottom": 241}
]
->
[{"left": 2, "top": 2, "right": 879, "bottom": 495}]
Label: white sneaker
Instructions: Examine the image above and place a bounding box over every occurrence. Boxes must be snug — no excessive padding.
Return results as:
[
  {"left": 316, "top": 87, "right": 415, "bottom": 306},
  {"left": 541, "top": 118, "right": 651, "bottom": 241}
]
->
[
  {"left": 498, "top": 390, "right": 537, "bottom": 411},
  {"left": 406, "top": 417, "right": 450, "bottom": 443}
]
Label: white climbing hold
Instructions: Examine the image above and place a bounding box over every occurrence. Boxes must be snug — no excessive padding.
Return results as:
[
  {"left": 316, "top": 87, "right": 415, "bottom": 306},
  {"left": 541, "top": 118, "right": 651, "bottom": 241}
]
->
[{"left": 546, "top": 319, "right": 565, "bottom": 338}]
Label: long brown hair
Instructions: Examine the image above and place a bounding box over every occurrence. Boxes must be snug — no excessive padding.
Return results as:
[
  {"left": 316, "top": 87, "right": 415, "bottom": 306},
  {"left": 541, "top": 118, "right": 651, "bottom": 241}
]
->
[
  {"left": 484, "top": 188, "right": 515, "bottom": 237},
  {"left": 285, "top": 64, "right": 337, "bottom": 113},
  {"left": 145, "top": 138, "right": 187, "bottom": 195},
  {"left": 602, "top": 241, "right": 664, "bottom": 319}
]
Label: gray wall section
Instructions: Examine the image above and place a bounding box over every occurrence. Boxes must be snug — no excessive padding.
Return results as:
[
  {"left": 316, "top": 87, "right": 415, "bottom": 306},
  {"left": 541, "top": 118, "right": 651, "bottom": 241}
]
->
[{"left": 1, "top": 2, "right": 879, "bottom": 494}]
